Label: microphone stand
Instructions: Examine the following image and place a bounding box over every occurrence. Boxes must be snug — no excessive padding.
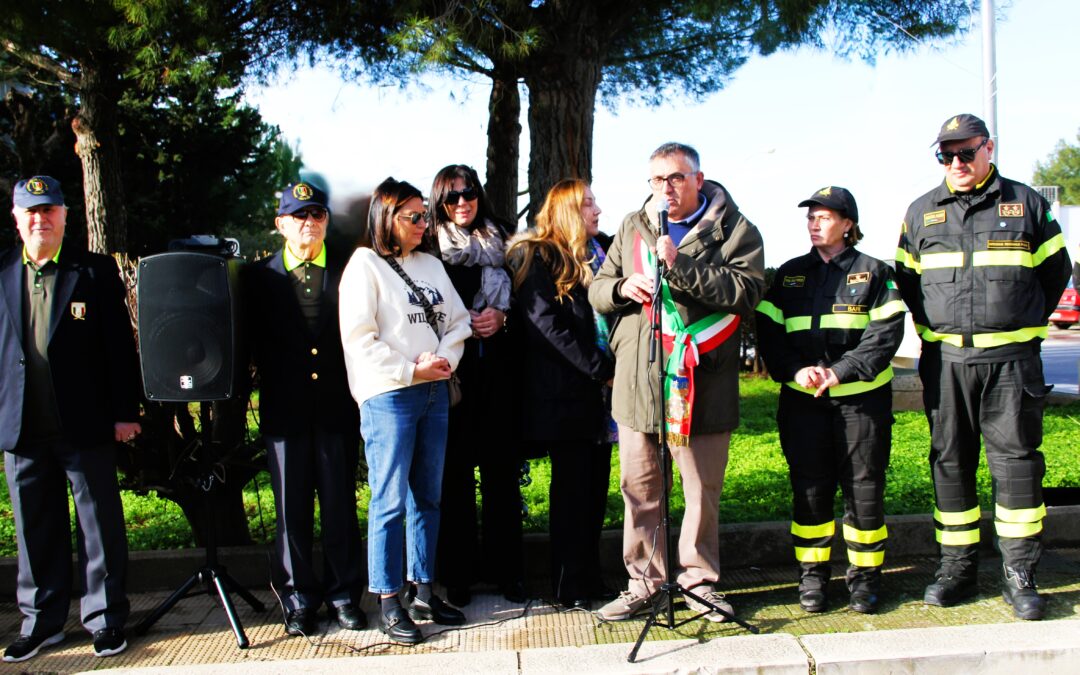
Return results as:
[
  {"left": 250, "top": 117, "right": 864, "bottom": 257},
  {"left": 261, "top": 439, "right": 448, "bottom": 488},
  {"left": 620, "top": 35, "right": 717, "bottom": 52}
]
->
[{"left": 628, "top": 202, "right": 758, "bottom": 663}]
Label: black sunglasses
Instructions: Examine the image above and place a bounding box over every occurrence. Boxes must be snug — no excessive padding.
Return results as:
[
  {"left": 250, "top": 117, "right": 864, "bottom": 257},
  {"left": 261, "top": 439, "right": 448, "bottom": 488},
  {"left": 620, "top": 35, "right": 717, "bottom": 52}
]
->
[
  {"left": 289, "top": 208, "right": 328, "bottom": 222},
  {"left": 396, "top": 211, "right": 429, "bottom": 225},
  {"left": 935, "top": 137, "right": 988, "bottom": 165},
  {"left": 444, "top": 187, "right": 478, "bottom": 204}
]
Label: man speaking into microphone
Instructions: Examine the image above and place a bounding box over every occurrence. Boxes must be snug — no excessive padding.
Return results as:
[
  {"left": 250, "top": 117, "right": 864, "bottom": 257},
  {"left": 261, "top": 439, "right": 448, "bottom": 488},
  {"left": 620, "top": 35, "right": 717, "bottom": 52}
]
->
[{"left": 589, "top": 142, "right": 766, "bottom": 621}]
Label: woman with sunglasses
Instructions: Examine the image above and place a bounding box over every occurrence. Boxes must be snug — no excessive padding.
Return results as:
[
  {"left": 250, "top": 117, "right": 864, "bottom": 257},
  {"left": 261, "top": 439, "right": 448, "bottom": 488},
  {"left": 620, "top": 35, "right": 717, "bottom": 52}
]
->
[
  {"left": 339, "top": 177, "right": 472, "bottom": 644},
  {"left": 428, "top": 165, "right": 526, "bottom": 606},
  {"left": 507, "top": 179, "right": 615, "bottom": 608}
]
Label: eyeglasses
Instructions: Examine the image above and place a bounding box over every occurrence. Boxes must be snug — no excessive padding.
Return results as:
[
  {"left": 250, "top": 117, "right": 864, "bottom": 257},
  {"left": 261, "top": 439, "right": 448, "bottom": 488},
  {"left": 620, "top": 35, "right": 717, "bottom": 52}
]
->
[
  {"left": 444, "top": 188, "right": 478, "bottom": 204},
  {"left": 289, "top": 208, "right": 328, "bottom": 222},
  {"left": 648, "top": 173, "right": 688, "bottom": 189},
  {"left": 935, "top": 137, "right": 989, "bottom": 165},
  {"left": 395, "top": 211, "right": 429, "bottom": 225}
]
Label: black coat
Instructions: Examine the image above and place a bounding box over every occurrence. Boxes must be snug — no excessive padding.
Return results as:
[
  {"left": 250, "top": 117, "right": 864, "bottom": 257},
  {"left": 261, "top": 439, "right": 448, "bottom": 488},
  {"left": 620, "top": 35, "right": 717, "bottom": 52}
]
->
[
  {"left": 0, "top": 245, "right": 141, "bottom": 450},
  {"left": 515, "top": 252, "right": 613, "bottom": 443},
  {"left": 244, "top": 246, "right": 359, "bottom": 435}
]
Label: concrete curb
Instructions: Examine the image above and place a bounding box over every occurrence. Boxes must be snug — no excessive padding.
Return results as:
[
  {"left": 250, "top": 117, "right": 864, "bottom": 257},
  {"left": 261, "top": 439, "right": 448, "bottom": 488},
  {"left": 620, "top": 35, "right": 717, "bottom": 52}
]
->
[
  {"left": 5, "top": 505, "right": 1079, "bottom": 595},
  {"left": 89, "top": 619, "right": 1080, "bottom": 674}
]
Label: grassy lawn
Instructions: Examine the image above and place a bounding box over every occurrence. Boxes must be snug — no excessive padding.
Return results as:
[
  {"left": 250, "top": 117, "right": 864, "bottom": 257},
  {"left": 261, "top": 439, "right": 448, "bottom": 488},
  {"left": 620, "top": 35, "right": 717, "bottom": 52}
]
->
[{"left": 1, "top": 374, "right": 1078, "bottom": 557}]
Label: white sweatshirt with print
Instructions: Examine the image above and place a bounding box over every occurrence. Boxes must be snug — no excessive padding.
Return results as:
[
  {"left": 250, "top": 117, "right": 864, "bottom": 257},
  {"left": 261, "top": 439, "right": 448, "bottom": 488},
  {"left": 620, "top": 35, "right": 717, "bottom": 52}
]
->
[{"left": 339, "top": 248, "right": 470, "bottom": 406}]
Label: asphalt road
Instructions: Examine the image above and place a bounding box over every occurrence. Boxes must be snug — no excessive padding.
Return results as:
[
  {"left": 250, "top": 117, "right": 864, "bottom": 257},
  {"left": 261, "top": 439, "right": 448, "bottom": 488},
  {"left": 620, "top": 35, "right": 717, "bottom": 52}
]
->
[{"left": 1044, "top": 327, "right": 1080, "bottom": 395}]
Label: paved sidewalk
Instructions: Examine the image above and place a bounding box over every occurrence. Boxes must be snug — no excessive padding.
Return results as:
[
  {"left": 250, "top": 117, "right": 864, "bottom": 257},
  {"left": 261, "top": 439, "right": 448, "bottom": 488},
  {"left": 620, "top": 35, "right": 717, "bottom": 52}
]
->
[{"left": 2, "top": 546, "right": 1078, "bottom": 674}]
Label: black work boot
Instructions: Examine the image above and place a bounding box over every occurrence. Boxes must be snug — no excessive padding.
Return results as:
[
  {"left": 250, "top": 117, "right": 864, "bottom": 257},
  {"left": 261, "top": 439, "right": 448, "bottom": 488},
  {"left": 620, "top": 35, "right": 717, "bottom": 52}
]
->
[
  {"left": 1001, "top": 564, "right": 1045, "bottom": 620},
  {"left": 923, "top": 564, "right": 978, "bottom": 607},
  {"left": 846, "top": 568, "right": 881, "bottom": 614},
  {"left": 798, "top": 564, "right": 830, "bottom": 613}
]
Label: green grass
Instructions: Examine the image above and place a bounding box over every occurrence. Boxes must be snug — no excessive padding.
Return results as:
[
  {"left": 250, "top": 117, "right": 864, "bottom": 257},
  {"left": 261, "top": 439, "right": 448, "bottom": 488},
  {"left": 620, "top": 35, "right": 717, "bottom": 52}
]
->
[{"left": 2, "top": 374, "right": 1078, "bottom": 557}]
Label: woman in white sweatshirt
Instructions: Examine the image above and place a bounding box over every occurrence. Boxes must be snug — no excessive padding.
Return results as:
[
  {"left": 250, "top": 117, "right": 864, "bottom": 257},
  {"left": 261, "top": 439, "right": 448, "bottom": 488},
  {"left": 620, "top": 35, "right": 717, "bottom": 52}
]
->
[{"left": 339, "top": 177, "right": 471, "bottom": 644}]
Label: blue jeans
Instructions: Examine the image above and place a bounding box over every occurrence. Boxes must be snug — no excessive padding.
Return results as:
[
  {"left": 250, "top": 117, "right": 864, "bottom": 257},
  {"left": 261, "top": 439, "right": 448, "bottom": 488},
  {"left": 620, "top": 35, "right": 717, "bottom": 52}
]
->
[{"left": 360, "top": 381, "right": 449, "bottom": 595}]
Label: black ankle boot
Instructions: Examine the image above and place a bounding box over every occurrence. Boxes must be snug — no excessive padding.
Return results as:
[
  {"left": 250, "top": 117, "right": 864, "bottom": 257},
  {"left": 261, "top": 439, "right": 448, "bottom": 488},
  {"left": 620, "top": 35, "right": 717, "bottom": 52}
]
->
[
  {"left": 1002, "top": 564, "right": 1045, "bottom": 620},
  {"left": 798, "top": 565, "right": 829, "bottom": 613}
]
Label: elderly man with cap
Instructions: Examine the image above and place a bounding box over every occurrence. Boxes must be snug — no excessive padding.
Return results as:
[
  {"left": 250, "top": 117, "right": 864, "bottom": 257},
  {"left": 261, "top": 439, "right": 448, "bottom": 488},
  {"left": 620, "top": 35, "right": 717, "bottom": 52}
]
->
[
  {"left": 757, "top": 187, "right": 905, "bottom": 614},
  {"left": 0, "top": 176, "right": 142, "bottom": 661},
  {"left": 895, "top": 115, "right": 1072, "bottom": 620},
  {"left": 244, "top": 181, "right": 366, "bottom": 636}
]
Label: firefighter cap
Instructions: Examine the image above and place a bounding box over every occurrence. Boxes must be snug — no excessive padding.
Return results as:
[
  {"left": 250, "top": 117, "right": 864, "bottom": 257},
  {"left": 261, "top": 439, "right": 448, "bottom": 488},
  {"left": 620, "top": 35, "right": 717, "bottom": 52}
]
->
[{"left": 798, "top": 186, "right": 858, "bottom": 224}]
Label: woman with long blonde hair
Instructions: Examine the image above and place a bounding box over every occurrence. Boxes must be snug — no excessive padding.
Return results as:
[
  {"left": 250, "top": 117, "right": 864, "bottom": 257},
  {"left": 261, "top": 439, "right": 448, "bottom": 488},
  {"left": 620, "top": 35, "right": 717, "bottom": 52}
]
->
[{"left": 507, "top": 179, "right": 615, "bottom": 608}]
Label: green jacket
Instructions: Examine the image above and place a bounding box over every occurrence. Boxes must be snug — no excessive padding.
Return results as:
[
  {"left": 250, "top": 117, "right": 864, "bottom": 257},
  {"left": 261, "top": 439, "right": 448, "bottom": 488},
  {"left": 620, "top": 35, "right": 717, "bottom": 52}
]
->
[{"left": 588, "top": 180, "right": 766, "bottom": 434}]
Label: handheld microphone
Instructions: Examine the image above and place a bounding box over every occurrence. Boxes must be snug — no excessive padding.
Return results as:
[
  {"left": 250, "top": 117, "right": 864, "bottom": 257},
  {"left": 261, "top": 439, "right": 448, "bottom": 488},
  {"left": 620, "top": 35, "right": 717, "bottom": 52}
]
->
[{"left": 657, "top": 197, "right": 670, "bottom": 237}]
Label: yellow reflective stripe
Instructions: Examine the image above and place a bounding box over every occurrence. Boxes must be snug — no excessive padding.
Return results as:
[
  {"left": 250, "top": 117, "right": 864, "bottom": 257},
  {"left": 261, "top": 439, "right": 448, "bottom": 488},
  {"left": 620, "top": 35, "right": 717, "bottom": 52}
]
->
[
  {"left": 869, "top": 299, "right": 906, "bottom": 321},
  {"left": 785, "top": 316, "right": 812, "bottom": 332},
  {"left": 995, "top": 503, "right": 1046, "bottom": 523},
  {"left": 995, "top": 520, "right": 1043, "bottom": 538},
  {"left": 795, "top": 546, "right": 831, "bottom": 563},
  {"left": 973, "top": 250, "right": 1032, "bottom": 267},
  {"left": 936, "top": 528, "right": 981, "bottom": 546},
  {"left": 921, "top": 251, "right": 964, "bottom": 269},
  {"left": 1033, "top": 233, "right": 1065, "bottom": 267},
  {"left": 895, "top": 247, "right": 921, "bottom": 273},
  {"left": 843, "top": 523, "right": 888, "bottom": 544},
  {"left": 972, "top": 326, "right": 1047, "bottom": 348},
  {"left": 756, "top": 299, "right": 785, "bottom": 325},
  {"left": 916, "top": 324, "right": 964, "bottom": 347},
  {"left": 785, "top": 366, "right": 893, "bottom": 397},
  {"left": 820, "top": 314, "right": 870, "bottom": 330},
  {"left": 791, "top": 520, "right": 836, "bottom": 539},
  {"left": 934, "top": 506, "right": 981, "bottom": 526},
  {"left": 847, "top": 549, "right": 884, "bottom": 567}
]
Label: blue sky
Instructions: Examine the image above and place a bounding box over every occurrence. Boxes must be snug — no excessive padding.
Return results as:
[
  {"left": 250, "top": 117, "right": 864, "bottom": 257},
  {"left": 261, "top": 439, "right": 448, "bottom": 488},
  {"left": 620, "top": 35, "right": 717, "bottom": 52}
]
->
[{"left": 246, "top": 0, "right": 1078, "bottom": 267}]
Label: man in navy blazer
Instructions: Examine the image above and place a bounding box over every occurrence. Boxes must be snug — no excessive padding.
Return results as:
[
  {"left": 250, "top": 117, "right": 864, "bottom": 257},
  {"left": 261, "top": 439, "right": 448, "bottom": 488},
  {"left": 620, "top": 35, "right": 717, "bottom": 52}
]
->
[
  {"left": 1, "top": 176, "right": 142, "bottom": 662},
  {"left": 245, "top": 182, "right": 365, "bottom": 636}
]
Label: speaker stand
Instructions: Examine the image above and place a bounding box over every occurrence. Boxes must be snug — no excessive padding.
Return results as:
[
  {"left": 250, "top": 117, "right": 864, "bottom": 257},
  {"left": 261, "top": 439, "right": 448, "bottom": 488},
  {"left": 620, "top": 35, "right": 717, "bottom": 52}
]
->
[{"left": 135, "top": 403, "right": 265, "bottom": 648}]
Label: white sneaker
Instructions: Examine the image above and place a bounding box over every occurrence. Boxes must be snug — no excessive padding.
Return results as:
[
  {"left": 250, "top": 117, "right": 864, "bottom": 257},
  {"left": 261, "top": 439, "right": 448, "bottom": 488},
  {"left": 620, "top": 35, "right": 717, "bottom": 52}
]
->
[
  {"left": 684, "top": 587, "right": 733, "bottom": 623},
  {"left": 596, "top": 589, "right": 667, "bottom": 621}
]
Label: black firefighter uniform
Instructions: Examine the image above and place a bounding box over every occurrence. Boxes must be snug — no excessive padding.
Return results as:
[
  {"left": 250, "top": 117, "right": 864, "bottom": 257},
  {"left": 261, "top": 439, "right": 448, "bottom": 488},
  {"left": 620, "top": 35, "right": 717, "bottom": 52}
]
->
[
  {"left": 757, "top": 245, "right": 905, "bottom": 586},
  {"left": 895, "top": 165, "right": 1072, "bottom": 573}
]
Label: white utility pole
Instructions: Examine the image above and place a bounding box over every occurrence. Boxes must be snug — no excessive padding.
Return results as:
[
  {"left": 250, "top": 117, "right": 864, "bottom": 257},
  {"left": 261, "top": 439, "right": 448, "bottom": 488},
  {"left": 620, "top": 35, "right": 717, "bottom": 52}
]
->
[{"left": 982, "top": 0, "right": 998, "bottom": 163}]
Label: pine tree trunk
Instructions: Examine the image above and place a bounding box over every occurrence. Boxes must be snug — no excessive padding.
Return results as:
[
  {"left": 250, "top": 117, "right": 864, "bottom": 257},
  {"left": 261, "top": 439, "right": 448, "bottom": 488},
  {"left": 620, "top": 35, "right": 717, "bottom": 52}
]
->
[
  {"left": 484, "top": 68, "right": 522, "bottom": 229},
  {"left": 72, "top": 63, "right": 128, "bottom": 254},
  {"left": 524, "top": 47, "right": 602, "bottom": 224}
]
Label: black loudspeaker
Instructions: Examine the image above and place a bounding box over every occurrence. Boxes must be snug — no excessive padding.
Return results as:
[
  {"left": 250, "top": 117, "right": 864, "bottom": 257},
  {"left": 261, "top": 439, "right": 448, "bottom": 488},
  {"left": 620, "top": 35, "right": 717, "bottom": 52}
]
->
[{"left": 137, "top": 252, "right": 244, "bottom": 401}]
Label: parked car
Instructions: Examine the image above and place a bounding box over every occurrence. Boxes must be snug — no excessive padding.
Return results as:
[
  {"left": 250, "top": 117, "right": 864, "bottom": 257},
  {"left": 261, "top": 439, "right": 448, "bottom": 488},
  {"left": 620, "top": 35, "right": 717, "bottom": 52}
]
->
[{"left": 1050, "top": 279, "right": 1078, "bottom": 329}]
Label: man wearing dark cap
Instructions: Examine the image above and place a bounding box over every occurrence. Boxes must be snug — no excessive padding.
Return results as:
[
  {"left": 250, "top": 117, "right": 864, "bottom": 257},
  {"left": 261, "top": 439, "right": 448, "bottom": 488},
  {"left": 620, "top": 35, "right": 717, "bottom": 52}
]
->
[
  {"left": 757, "top": 187, "right": 905, "bottom": 614},
  {"left": 244, "top": 181, "right": 366, "bottom": 636},
  {"left": 0, "top": 176, "right": 142, "bottom": 661},
  {"left": 896, "top": 115, "right": 1072, "bottom": 620}
]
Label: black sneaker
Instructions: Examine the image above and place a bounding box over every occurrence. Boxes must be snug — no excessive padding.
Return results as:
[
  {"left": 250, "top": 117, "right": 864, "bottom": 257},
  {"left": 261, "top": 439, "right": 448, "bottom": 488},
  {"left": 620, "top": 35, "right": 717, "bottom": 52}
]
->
[
  {"left": 92, "top": 628, "right": 127, "bottom": 658},
  {"left": 3, "top": 632, "right": 64, "bottom": 663}
]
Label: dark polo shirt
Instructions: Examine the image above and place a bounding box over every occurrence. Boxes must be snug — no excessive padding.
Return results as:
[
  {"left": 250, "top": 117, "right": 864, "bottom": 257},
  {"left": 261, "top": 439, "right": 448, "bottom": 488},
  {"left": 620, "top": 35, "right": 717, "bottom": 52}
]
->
[
  {"left": 19, "top": 250, "right": 63, "bottom": 444},
  {"left": 284, "top": 244, "right": 325, "bottom": 333}
]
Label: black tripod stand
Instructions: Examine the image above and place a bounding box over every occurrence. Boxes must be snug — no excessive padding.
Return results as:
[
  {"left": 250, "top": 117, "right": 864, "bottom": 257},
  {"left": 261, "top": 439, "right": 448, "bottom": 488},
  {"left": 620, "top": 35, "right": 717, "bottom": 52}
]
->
[
  {"left": 627, "top": 217, "right": 759, "bottom": 663},
  {"left": 135, "top": 403, "right": 266, "bottom": 648}
]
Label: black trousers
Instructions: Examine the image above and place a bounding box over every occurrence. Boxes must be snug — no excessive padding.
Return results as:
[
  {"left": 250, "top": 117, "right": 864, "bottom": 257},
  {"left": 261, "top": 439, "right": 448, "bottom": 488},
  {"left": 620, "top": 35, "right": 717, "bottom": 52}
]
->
[
  {"left": 778, "top": 385, "right": 892, "bottom": 587},
  {"left": 264, "top": 429, "right": 364, "bottom": 611},
  {"left": 919, "top": 351, "right": 1049, "bottom": 573},
  {"left": 436, "top": 416, "right": 524, "bottom": 591},
  {"left": 548, "top": 441, "right": 612, "bottom": 600},
  {"left": 5, "top": 440, "right": 129, "bottom": 635}
]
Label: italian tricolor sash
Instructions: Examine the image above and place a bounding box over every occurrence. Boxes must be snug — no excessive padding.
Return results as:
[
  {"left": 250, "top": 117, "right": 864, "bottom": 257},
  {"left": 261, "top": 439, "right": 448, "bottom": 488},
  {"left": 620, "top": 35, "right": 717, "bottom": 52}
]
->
[{"left": 632, "top": 231, "right": 740, "bottom": 446}]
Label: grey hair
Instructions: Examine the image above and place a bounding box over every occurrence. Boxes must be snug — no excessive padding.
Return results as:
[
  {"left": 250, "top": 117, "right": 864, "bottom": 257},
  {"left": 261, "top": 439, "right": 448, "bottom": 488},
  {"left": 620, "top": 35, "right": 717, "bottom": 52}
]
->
[{"left": 650, "top": 142, "right": 700, "bottom": 172}]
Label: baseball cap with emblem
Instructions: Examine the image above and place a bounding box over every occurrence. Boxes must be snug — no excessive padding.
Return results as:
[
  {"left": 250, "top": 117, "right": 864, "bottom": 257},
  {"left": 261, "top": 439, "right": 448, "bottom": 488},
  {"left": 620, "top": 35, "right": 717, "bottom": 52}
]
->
[
  {"left": 278, "top": 181, "right": 330, "bottom": 216},
  {"left": 933, "top": 114, "right": 990, "bottom": 145},
  {"left": 798, "top": 186, "right": 859, "bottom": 224},
  {"left": 13, "top": 175, "right": 65, "bottom": 208}
]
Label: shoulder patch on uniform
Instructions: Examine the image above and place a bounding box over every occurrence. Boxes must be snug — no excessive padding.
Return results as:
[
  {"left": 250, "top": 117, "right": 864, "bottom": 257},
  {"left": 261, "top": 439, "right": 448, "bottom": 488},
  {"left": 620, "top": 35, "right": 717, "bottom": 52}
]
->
[
  {"left": 923, "top": 210, "right": 946, "bottom": 227},
  {"left": 847, "top": 272, "right": 870, "bottom": 285},
  {"left": 782, "top": 275, "right": 805, "bottom": 288},
  {"left": 987, "top": 239, "right": 1031, "bottom": 251},
  {"left": 998, "top": 203, "right": 1024, "bottom": 218},
  {"left": 832, "top": 304, "right": 867, "bottom": 314}
]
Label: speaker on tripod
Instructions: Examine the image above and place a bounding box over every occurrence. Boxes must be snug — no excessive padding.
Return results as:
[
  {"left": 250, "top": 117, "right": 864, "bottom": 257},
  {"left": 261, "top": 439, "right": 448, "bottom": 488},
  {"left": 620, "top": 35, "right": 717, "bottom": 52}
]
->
[
  {"left": 133, "top": 241, "right": 264, "bottom": 649},
  {"left": 137, "top": 251, "right": 243, "bottom": 401}
]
